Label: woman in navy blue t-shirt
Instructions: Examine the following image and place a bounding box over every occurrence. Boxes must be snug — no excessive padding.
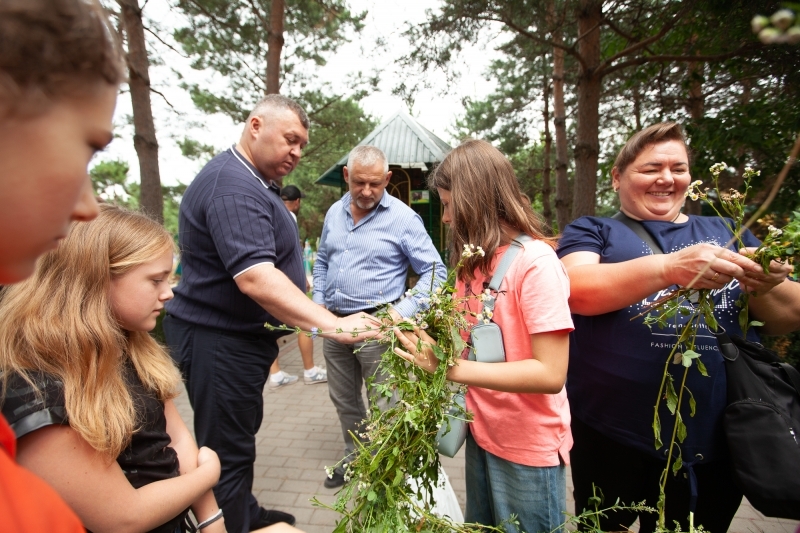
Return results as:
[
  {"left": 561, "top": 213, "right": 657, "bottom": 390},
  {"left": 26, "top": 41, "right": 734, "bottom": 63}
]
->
[{"left": 558, "top": 122, "right": 800, "bottom": 532}]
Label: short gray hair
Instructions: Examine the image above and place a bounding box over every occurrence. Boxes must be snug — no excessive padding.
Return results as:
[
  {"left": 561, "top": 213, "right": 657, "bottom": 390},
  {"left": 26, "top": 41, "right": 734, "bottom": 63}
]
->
[
  {"left": 347, "top": 145, "right": 388, "bottom": 173},
  {"left": 247, "top": 94, "right": 309, "bottom": 130}
]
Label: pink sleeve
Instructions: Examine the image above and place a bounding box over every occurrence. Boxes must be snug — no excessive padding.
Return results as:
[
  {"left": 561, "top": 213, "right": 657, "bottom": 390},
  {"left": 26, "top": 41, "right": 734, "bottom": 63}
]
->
[{"left": 516, "top": 244, "right": 574, "bottom": 335}]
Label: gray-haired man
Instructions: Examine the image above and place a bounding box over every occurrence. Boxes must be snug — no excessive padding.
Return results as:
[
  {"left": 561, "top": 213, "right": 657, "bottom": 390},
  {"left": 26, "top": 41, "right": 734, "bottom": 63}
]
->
[{"left": 313, "top": 145, "right": 446, "bottom": 488}]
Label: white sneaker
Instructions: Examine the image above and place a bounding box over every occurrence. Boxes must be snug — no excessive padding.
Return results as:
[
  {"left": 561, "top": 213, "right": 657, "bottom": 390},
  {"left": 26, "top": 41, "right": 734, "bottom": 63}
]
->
[
  {"left": 303, "top": 368, "right": 328, "bottom": 385},
  {"left": 268, "top": 373, "right": 298, "bottom": 389}
]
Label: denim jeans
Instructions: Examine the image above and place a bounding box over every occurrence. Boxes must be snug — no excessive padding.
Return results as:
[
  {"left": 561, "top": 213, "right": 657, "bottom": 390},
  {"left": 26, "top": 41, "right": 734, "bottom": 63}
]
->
[{"left": 465, "top": 432, "right": 567, "bottom": 533}]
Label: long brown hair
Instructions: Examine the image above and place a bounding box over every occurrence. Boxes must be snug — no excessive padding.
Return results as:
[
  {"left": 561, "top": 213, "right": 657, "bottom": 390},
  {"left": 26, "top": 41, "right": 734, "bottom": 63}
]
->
[
  {"left": 0, "top": 0, "right": 125, "bottom": 118},
  {"left": 428, "top": 139, "right": 556, "bottom": 282},
  {"left": 0, "top": 205, "right": 181, "bottom": 458}
]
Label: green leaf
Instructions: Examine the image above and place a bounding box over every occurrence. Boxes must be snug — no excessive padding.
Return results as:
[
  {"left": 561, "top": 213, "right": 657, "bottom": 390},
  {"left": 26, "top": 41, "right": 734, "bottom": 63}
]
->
[
  {"left": 672, "top": 454, "right": 683, "bottom": 475},
  {"left": 749, "top": 321, "right": 765, "bottom": 327},
  {"left": 677, "top": 413, "right": 687, "bottom": 443},
  {"left": 666, "top": 379, "right": 678, "bottom": 414},
  {"left": 682, "top": 349, "right": 701, "bottom": 368},
  {"left": 392, "top": 468, "right": 404, "bottom": 486},
  {"left": 367, "top": 490, "right": 377, "bottom": 502},
  {"left": 653, "top": 413, "right": 663, "bottom": 449},
  {"left": 696, "top": 358, "right": 709, "bottom": 377}
]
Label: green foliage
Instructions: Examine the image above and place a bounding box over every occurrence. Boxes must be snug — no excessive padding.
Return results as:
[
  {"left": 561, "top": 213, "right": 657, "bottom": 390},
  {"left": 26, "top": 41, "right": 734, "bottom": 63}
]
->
[
  {"left": 173, "top": 0, "right": 377, "bottom": 242},
  {"left": 90, "top": 159, "right": 186, "bottom": 235},
  {"left": 177, "top": 137, "right": 218, "bottom": 162},
  {"left": 267, "top": 251, "right": 514, "bottom": 532}
]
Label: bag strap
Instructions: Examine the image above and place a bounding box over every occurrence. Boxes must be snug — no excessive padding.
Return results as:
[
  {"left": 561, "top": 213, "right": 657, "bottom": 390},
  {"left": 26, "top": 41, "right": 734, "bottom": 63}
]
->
[
  {"left": 779, "top": 362, "right": 800, "bottom": 397},
  {"left": 612, "top": 211, "right": 664, "bottom": 255},
  {"left": 482, "top": 234, "right": 534, "bottom": 314}
]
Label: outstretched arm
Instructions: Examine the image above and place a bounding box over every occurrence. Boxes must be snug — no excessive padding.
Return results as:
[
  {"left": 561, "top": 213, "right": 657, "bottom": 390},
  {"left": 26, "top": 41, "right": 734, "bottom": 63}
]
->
[
  {"left": 15, "top": 423, "right": 220, "bottom": 533},
  {"left": 561, "top": 243, "right": 761, "bottom": 316}
]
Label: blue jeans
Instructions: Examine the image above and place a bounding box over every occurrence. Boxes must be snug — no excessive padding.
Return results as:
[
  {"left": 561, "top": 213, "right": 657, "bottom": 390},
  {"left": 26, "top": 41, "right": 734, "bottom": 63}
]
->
[{"left": 465, "top": 432, "right": 567, "bottom": 533}]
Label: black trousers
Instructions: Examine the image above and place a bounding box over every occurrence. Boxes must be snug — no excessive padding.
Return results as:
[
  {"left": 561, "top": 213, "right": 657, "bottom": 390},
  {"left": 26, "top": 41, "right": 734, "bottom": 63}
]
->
[
  {"left": 163, "top": 315, "right": 279, "bottom": 533},
  {"left": 570, "top": 416, "right": 742, "bottom": 533}
]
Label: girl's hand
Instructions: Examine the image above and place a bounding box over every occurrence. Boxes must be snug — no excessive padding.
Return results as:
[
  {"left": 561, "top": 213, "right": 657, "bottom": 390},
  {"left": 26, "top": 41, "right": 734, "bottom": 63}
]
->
[
  {"left": 393, "top": 326, "right": 439, "bottom": 374},
  {"left": 738, "top": 247, "right": 792, "bottom": 295}
]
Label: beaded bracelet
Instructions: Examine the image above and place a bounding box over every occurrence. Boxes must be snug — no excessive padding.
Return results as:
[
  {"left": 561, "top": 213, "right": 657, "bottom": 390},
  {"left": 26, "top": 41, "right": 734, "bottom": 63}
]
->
[{"left": 196, "top": 509, "right": 223, "bottom": 530}]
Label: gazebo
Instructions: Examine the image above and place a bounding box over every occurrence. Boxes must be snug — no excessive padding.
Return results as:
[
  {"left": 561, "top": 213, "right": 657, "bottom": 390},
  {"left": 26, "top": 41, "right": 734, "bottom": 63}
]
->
[{"left": 316, "top": 111, "right": 452, "bottom": 254}]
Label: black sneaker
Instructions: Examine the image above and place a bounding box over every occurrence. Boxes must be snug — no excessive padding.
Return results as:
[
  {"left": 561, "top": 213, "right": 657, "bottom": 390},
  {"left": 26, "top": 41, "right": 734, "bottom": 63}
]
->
[
  {"left": 323, "top": 470, "right": 345, "bottom": 489},
  {"left": 249, "top": 507, "right": 296, "bottom": 530}
]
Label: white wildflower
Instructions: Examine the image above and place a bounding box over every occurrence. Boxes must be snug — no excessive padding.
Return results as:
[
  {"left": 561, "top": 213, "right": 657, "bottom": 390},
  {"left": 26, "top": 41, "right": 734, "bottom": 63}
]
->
[{"left": 768, "top": 225, "right": 783, "bottom": 237}]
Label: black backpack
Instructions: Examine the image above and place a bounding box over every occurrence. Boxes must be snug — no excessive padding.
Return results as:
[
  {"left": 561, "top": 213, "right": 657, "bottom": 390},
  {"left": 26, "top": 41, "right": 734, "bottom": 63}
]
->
[{"left": 714, "top": 328, "right": 800, "bottom": 519}]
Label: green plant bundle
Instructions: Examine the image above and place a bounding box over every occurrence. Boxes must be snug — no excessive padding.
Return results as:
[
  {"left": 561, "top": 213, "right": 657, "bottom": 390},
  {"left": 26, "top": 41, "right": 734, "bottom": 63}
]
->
[{"left": 268, "top": 246, "right": 514, "bottom": 532}]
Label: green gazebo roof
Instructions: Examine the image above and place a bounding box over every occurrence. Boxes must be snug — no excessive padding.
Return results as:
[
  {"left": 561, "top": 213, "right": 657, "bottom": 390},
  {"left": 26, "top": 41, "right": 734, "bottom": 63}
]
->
[{"left": 316, "top": 110, "right": 452, "bottom": 186}]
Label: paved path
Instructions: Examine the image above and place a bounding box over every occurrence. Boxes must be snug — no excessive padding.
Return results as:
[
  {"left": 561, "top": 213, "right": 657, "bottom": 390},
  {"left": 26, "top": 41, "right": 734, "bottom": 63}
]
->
[{"left": 173, "top": 336, "right": 800, "bottom": 533}]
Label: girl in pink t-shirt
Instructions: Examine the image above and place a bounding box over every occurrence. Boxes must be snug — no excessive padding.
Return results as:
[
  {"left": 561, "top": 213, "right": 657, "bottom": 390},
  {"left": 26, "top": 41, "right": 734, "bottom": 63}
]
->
[{"left": 395, "top": 139, "right": 574, "bottom": 533}]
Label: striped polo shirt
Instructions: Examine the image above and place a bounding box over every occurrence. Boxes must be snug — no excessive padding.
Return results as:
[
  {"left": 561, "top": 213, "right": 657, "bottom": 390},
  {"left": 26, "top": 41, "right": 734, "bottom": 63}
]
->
[{"left": 167, "top": 146, "right": 305, "bottom": 333}]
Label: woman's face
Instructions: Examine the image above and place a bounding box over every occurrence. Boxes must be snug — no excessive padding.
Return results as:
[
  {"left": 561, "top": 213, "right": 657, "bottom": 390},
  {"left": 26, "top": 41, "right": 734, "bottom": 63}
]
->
[
  {"left": 613, "top": 140, "right": 690, "bottom": 222},
  {"left": 438, "top": 188, "right": 453, "bottom": 226},
  {"left": 0, "top": 84, "right": 116, "bottom": 283},
  {"left": 109, "top": 248, "right": 174, "bottom": 332}
]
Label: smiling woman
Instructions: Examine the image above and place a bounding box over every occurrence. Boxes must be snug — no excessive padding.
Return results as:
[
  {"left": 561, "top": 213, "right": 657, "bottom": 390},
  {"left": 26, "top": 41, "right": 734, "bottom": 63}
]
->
[{"left": 556, "top": 122, "right": 800, "bottom": 532}]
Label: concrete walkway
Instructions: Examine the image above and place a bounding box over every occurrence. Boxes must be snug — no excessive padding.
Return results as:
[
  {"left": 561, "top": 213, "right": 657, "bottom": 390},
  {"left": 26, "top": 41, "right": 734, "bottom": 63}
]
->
[{"left": 173, "top": 335, "right": 800, "bottom": 533}]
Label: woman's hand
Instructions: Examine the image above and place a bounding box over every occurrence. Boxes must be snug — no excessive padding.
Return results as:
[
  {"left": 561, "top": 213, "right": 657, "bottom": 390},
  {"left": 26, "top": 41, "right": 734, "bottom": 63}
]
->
[
  {"left": 663, "top": 243, "right": 757, "bottom": 289},
  {"left": 393, "top": 326, "right": 440, "bottom": 374},
  {"left": 737, "top": 247, "right": 792, "bottom": 295}
]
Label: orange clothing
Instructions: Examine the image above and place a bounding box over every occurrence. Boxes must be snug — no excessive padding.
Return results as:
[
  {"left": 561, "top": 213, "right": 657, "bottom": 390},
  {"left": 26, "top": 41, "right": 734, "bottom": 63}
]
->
[
  {"left": 457, "top": 239, "right": 574, "bottom": 467},
  {"left": 0, "top": 413, "right": 85, "bottom": 533}
]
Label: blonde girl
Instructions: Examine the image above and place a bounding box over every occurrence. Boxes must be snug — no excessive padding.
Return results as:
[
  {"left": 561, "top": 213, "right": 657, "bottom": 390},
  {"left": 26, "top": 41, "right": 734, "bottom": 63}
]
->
[
  {"left": 394, "top": 139, "right": 574, "bottom": 533},
  {"left": 0, "top": 205, "right": 224, "bottom": 533}
]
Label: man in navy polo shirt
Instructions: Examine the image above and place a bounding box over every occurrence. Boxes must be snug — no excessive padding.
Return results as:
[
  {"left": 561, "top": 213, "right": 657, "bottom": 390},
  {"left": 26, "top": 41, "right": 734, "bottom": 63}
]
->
[{"left": 163, "top": 95, "right": 377, "bottom": 533}]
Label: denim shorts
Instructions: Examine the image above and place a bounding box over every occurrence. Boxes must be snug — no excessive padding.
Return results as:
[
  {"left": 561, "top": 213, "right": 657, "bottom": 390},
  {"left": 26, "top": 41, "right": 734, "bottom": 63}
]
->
[{"left": 464, "top": 432, "right": 567, "bottom": 533}]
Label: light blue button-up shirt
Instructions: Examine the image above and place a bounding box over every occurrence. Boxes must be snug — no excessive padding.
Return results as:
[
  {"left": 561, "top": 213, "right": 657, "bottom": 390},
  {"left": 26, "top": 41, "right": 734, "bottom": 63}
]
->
[{"left": 312, "top": 191, "right": 446, "bottom": 317}]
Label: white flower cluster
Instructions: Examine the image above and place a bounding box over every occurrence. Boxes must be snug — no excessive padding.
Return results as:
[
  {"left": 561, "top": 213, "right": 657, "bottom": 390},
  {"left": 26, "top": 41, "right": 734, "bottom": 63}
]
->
[
  {"left": 768, "top": 225, "right": 784, "bottom": 238},
  {"left": 709, "top": 162, "right": 728, "bottom": 177},
  {"left": 461, "top": 244, "right": 486, "bottom": 258},
  {"left": 685, "top": 179, "right": 704, "bottom": 201},
  {"left": 752, "top": 10, "right": 800, "bottom": 45}
]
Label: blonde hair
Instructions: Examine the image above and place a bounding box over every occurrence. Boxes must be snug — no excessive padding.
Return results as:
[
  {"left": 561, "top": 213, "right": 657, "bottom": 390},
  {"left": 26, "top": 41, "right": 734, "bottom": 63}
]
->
[
  {"left": 0, "top": 205, "right": 181, "bottom": 458},
  {"left": 428, "top": 139, "right": 556, "bottom": 282}
]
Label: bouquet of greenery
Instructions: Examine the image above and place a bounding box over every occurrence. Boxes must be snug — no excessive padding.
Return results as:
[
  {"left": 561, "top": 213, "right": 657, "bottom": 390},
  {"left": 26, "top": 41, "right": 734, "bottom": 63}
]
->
[{"left": 270, "top": 246, "right": 514, "bottom": 532}]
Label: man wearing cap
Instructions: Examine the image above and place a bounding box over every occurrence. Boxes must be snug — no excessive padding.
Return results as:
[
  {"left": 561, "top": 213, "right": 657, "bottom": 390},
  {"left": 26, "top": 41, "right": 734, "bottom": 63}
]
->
[
  {"left": 313, "top": 145, "right": 446, "bottom": 488},
  {"left": 268, "top": 185, "right": 328, "bottom": 388},
  {"left": 163, "top": 95, "right": 377, "bottom": 532}
]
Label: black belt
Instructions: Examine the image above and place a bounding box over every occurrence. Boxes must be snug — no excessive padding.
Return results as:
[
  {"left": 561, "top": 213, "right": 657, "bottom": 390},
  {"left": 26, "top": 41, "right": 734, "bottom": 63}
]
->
[{"left": 332, "top": 307, "right": 378, "bottom": 318}]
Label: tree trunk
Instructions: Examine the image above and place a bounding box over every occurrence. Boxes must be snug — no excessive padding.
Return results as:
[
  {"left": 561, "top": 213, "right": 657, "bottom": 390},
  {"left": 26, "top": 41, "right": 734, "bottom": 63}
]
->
[
  {"left": 684, "top": 40, "right": 704, "bottom": 215},
  {"left": 542, "top": 79, "right": 554, "bottom": 230},
  {"left": 572, "top": 0, "right": 603, "bottom": 220},
  {"left": 550, "top": 0, "right": 571, "bottom": 231},
  {"left": 118, "top": 0, "right": 163, "bottom": 223},
  {"left": 266, "top": 0, "right": 285, "bottom": 94}
]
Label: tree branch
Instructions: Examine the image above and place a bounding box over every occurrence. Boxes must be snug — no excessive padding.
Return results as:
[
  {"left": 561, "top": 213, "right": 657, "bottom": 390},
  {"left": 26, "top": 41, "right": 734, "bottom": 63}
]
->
[
  {"left": 150, "top": 86, "right": 175, "bottom": 109},
  {"left": 602, "top": 45, "right": 755, "bottom": 77},
  {"left": 144, "top": 25, "right": 188, "bottom": 58},
  {"left": 597, "top": 1, "right": 696, "bottom": 74}
]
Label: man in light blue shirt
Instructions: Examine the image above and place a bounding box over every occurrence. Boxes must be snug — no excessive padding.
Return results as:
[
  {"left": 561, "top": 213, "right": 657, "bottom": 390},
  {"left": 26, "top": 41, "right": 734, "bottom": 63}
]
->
[{"left": 313, "top": 145, "right": 446, "bottom": 488}]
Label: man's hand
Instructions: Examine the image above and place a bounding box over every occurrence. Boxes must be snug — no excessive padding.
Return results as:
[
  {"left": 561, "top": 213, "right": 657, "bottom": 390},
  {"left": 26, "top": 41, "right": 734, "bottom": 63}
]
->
[{"left": 326, "top": 312, "right": 382, "bottom": 344}]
